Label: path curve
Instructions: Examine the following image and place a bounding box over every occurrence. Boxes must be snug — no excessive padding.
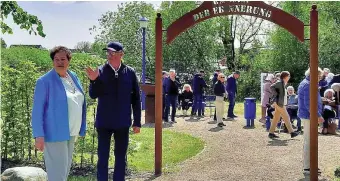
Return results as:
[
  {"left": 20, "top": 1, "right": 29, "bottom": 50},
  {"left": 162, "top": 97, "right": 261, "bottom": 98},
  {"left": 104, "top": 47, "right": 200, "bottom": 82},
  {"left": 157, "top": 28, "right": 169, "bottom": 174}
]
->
[{"left": 149, "top": 116, "right": 340, "bottom": 181}]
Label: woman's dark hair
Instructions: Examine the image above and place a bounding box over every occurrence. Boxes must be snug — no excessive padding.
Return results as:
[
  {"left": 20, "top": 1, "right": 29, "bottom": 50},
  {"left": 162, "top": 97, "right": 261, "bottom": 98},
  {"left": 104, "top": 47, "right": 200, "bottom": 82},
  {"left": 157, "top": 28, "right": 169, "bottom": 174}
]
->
[
  {"left": 280, "top": 71, "right": 290, "bottom": 79},
  {"left": 50, "top": 46, "right": 72, "bottom": 61}
]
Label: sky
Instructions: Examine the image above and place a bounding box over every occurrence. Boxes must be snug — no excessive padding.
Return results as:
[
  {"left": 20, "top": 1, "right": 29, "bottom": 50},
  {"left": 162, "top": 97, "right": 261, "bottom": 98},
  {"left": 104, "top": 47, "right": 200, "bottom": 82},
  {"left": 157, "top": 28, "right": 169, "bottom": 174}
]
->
[{"left": 2, "top": 1, "right": 162, "bottom": 49}]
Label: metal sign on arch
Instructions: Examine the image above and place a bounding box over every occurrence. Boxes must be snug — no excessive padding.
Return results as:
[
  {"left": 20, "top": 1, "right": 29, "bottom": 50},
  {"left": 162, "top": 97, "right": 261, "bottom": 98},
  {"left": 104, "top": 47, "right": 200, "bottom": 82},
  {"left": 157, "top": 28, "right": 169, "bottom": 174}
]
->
[{"left": 166, "top": 1, "right": 305, "bottom": 44}]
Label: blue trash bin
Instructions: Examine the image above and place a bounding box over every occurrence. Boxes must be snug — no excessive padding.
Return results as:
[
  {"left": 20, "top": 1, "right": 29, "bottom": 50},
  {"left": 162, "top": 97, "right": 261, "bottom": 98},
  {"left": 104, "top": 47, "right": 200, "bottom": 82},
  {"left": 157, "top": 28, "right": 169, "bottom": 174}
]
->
[{"left": 244, "top": 98, "right": 256, "bottom": 127}]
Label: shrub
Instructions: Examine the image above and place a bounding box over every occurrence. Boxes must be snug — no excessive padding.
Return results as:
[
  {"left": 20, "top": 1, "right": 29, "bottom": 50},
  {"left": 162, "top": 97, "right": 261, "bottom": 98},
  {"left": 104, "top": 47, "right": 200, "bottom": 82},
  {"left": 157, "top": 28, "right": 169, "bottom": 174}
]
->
[{"left": 335, "top": 166, "right": 340, "bottom": 178}]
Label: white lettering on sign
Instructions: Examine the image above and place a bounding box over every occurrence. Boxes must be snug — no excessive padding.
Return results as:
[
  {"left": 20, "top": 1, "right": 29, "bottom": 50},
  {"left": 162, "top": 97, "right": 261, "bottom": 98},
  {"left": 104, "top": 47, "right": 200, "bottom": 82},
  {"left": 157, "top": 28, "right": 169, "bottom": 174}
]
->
[
  {"left": 194, "top": 9, "right": 211, "bottom": 21},
  {"left": 193, "top": 2, "right": 272, "bottom": 22}
]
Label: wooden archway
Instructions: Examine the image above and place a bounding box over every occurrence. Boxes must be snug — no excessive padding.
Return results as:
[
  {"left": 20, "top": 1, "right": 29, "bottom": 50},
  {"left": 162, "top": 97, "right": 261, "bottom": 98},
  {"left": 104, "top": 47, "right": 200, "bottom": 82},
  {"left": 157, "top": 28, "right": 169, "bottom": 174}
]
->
[{"left": 154, "top": 1, "right": 319, "bottom": 180}]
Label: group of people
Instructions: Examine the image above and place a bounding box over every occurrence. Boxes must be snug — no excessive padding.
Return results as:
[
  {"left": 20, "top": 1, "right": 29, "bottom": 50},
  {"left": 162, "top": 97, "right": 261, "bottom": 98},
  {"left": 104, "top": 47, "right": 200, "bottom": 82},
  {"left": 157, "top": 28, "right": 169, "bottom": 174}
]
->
[
  {"left": 260, "top": 68, "right": 340, "bottom": 174},
  {"left": 161, "top": 70, "right": 209, "bottom": 122},
  {"left": 32, "top": 42, "right": 140, "bottom": 181},
  {"left": 31, "top": 39, "right": 339, "bottom": 180},
  {"left": 161, "top": 68, "right": 241, "bottom": 128}
]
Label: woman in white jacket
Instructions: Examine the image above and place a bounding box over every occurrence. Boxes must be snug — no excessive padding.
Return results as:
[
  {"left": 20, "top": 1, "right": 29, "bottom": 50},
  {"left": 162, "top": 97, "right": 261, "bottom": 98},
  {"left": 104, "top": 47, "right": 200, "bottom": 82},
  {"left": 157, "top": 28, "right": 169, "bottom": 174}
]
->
[{"left": 260, "top": 74, "right": 275, "bottom": 123}]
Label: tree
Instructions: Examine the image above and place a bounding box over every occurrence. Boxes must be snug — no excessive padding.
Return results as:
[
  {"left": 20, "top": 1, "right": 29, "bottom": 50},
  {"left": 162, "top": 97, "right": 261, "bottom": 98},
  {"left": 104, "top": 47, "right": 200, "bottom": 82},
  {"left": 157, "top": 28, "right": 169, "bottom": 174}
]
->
[
  {"left": 75, "top": 41, "right": 92, "bottom": 53},
  {"left": 160, "top": 1, "right": 224, "bottom": 76},
  {"left": 91, "top": 1, "right": 156, "bottom": 79},
  {"left": 1, "top": 38, "right": 7, "bottom": 48},
  {"left": 1, "top": 1, "right": 46, "bottom": 37},
  {"left": 317, "top": 1, "right": 340, "bottom": 70}
]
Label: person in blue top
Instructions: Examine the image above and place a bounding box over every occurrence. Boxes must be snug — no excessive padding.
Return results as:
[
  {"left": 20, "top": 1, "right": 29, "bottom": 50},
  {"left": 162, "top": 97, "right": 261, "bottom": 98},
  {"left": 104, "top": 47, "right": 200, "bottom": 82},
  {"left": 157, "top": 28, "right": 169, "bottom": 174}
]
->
[
  {"left": 32, "top": 46, "right": 86, "bottom": 181},
  {"left": 85, "top": 42, "right": 141, "bottom": 181},
  {"left": 225, "top": 71, "right": 240, "bottom": 118},
  {"left": 164, "top": 69, "right": 181, "bottom": 123},
  {"left": 162, "top": 71, "right": 169, "bottom": 120},
  {"left": 191, "top": 70, "right": 208, "bottom": 117},
  {"left": 297, "top": 67, "right": 324, "bottom": 174},
  {"left": 212, "top": 69, "right": 221, "bottom": 121}
]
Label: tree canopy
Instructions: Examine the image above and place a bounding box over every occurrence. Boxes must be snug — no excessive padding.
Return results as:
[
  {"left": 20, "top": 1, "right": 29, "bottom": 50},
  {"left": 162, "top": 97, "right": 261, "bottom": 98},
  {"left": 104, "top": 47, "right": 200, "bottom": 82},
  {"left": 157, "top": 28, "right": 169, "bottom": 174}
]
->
[{"left": 1, "top": 1, "right": 46, "bottom": 37}]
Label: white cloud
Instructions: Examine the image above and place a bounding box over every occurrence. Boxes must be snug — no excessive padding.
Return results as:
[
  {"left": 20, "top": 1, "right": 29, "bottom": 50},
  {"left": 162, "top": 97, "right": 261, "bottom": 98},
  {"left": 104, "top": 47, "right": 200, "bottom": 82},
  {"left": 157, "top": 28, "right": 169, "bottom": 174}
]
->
[{"left": 51, "top": 1, "right": 86, "bottom": 5}]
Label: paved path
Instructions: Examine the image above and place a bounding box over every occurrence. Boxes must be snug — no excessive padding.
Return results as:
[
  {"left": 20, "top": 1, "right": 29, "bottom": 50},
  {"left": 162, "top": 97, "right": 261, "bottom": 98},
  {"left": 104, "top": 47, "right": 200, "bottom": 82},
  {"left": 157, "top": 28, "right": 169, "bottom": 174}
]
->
[{"left": 141, "top": 115, "right": 340, "bottom": 181}]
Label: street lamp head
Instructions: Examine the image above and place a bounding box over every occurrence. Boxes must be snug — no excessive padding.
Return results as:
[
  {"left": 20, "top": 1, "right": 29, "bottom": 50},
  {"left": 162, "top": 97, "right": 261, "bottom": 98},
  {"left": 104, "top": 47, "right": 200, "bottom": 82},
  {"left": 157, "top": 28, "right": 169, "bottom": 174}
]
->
[{"left": 139, "top": 17, "right": 149, "bottom": 28}]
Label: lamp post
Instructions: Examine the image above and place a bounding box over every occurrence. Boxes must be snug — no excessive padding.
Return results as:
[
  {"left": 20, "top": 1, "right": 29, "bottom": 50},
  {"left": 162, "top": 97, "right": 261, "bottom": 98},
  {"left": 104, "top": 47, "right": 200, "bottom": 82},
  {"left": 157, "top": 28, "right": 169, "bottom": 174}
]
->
[{"left": 139, "top": 17, "right": 149, "bottom": 110}]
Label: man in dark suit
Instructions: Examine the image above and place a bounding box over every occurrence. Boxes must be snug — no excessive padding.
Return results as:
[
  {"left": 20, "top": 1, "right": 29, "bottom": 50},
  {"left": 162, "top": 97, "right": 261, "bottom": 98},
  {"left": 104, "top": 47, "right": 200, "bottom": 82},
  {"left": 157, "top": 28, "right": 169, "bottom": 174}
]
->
[
  {"left": 212, "top": 69, "right": 220, "bottom": 121},
  {"left": 164, "top": 69, "right": 181, "bottom": 123},
  {"left": 86, "top": 41, "right": 141, "bottom": 181},
  {"left": 225, "top": 71, "right": 240, "bottom": 118},
  {"left": 162, "top": 71, "right": 169, "bottom": 120},
  {"left": 191, "top": 70, "right": 208, "bottom": 117}
]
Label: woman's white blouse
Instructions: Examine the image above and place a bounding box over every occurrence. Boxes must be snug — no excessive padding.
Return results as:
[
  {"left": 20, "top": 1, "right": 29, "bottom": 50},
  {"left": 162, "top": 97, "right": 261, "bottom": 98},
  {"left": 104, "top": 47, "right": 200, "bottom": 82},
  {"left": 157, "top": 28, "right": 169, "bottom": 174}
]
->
[{"left": 60, "top": 75, "right": 84, "bottom": 136}]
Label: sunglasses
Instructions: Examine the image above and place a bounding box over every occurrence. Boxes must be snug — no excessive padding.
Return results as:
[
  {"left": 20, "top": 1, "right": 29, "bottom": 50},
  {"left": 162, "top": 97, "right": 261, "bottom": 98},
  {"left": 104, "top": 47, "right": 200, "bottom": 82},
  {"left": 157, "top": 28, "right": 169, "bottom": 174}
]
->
[
  {"left": 106, "top": 51, "right": 122, "bottom": 55},
  {"left": 221, "top": 77, "right": 225, "bottom": 78}
]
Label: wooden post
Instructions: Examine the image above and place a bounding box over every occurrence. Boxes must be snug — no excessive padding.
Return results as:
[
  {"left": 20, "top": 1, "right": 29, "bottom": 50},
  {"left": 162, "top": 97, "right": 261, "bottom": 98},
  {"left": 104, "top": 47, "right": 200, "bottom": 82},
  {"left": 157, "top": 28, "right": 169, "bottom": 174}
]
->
[
  {"left": 309, "top": 4, "right": 318, "bottom": 181},
  {"left": 155, "top": 13, "right": 163, "bottom": 176}
]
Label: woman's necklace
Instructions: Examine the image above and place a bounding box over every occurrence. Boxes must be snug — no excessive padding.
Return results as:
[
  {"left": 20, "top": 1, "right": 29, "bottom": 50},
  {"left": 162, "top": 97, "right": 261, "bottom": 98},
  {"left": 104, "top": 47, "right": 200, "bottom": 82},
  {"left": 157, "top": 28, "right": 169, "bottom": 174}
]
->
[{"left": 63, "top": 73, "right": 76, "bottom": 94}]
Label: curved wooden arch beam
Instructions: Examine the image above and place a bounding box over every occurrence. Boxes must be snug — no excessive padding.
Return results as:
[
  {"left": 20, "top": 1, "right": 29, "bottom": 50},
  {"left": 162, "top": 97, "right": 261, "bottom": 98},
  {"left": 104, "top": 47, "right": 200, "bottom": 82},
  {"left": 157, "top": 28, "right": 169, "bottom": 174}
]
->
[{"left": 166, "top": 1, "right": 305, "bottom": 44}]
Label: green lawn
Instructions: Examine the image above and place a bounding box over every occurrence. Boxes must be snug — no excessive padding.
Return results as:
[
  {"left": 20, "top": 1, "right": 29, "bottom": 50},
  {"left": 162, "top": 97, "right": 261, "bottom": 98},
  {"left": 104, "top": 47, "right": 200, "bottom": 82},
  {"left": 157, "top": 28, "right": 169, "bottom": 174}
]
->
[
  {"left": 68, "top": 176, "right": 96, "bottom": 181},
  {"left": 69, "top": 127, "right": 204, "bottom": 180},
  {"left": 128, "top": 128, "right": 204, "bottom": 172},
  {"left": 203, "top": 102, "right": 262, "bottom": 119}
]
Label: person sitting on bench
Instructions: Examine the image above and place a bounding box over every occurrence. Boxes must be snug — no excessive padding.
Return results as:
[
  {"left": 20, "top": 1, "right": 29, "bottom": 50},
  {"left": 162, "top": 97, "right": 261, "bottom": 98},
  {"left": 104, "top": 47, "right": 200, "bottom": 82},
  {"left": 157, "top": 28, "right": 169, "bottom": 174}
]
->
[
  {"left": 181, "top": 84, "right": 194, "bottom": 116},
  {"left": 321, "top": 89, "right": 337, "bottom": 135}
]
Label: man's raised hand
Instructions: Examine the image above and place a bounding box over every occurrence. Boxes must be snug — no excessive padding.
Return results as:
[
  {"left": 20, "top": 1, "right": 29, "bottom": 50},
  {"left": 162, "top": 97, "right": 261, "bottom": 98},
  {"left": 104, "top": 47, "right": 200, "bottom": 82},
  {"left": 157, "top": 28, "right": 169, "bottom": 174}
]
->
[{"left": 85, "top": 67, "right": 99, "bottom": 81}]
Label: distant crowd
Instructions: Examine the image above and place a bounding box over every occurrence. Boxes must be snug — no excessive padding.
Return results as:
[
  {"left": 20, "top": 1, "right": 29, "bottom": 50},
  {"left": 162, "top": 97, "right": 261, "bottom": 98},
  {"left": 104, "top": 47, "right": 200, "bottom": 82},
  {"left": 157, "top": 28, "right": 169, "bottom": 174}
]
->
[
  {"left": 161, "top": 69, "right": 240, "bottom": 127},
  {"left": 260, "top": 67, "right": 339, "bottom": 174}
]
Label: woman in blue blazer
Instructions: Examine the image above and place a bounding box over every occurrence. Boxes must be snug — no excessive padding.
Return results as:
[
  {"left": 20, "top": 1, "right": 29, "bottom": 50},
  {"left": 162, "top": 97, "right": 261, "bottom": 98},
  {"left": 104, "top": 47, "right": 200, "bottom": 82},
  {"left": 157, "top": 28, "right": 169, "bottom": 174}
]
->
[{"left": 31, "top": 46, "right": 86, "bottom": 181}]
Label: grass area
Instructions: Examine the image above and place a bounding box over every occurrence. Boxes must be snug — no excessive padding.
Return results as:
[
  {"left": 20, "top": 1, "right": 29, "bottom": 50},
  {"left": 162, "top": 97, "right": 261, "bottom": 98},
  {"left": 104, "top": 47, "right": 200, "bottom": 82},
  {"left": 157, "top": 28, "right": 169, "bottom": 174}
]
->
[
  {"left": 128, "top": 128, "right": 204, "bottom": 171},
  {"left": 234, "top": 102, "right": 262, "bottom": 118},
  {"left": 203, "top": 102, "right": 262, "bottom": 120},
  {"left": 128, "top": 128, "right": 204, "bottom": 172},
  {"left": 68, "top": 176, "right": 96, "bottom": 181},
  {"left": 70, "top": 127, "right": 204, "bottom": 180}
]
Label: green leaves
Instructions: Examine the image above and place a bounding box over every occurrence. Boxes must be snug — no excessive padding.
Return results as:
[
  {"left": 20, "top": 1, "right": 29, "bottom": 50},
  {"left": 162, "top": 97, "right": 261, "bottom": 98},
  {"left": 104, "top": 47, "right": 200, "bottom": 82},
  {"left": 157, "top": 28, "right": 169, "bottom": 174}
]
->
[
  {"left": 160, "top": 1, "right": 224, "bottom": 74},
  {"left": 92, "top": 1, "right": 156, "bottom": 75},
  {"left": 1, "top": 38, "right": 7, "bottom": 48},
  {"left": 0, "top": 1, "right": 46, "bottom": 37},
  {"left": 1, "top": 47, "right": 105, "bottom": 161}
]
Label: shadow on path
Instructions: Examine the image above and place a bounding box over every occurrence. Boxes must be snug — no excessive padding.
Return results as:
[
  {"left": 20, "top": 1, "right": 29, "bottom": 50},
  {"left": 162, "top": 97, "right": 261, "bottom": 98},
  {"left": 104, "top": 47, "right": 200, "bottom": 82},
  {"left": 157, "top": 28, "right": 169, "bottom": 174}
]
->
[
  {"left": 297, "top": 173, "right": 329, "bottom": 181},
  {"left": 142, "top": 174, "right": 161, "bottom": 181},
  {"left": 142, "top": 122, "right": 174, "bottom": 128},
  {"left": 242, "top": 126, "right": 255, "bottom": 129},
  {"left": 267, "top": 139, "right": 290, "bottom": 146},
  {"left": 209, "top": 126, "right": 223, "bottom": 132},
  {"left": 207, "top": 121, "right": 217, "bottom": 124}
]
